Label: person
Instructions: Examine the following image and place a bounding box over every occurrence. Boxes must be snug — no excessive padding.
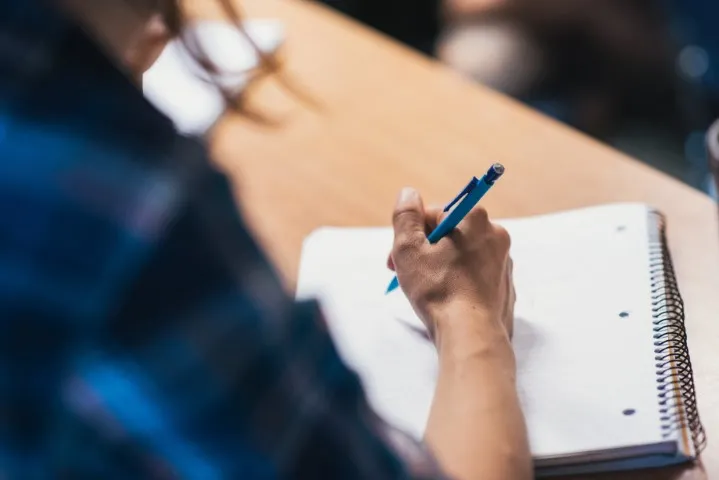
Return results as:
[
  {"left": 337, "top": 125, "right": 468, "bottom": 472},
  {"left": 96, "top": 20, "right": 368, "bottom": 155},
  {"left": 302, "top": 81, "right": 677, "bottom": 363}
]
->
[
  {"left": 0, "top": 1, "right": 531, "bottom": 478},
  {"left": 439, "top": 0, "right": 672, "bottom": 135}
]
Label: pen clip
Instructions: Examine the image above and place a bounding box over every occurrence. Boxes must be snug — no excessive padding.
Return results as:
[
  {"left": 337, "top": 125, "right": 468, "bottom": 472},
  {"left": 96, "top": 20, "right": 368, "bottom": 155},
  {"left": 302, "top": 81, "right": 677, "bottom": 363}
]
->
[{"left": 443, "top": 177, "right": 479, "bottom": 212}]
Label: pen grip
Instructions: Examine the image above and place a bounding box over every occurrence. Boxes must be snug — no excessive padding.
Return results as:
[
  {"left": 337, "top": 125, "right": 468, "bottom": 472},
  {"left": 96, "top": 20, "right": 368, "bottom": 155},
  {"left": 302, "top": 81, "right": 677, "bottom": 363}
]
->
[
  {"left": 427, "top": 217, "right": 457, "bottom": 243},
  {"left": 427, "top": 180, "right": 492, "bottom": 244}
]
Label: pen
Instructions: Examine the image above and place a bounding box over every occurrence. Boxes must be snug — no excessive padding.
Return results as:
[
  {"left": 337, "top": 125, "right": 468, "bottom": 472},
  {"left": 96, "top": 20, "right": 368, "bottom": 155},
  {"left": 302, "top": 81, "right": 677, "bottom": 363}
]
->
[{"left": 385, "top": 163, "right": 505, "bottom": 294}]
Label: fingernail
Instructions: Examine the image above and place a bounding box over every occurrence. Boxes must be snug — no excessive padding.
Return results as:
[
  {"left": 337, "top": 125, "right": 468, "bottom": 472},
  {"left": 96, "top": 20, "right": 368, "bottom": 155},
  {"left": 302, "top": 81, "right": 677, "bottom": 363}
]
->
[{"left": 397, "top": 187, "right": 418, "bottom": 205}]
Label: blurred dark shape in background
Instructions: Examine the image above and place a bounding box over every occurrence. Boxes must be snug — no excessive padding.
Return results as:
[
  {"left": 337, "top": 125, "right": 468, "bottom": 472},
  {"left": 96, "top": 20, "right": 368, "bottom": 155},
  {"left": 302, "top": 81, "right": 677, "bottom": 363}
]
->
[
  {"left": 708, "top": 119, "right": 719, "bottom": 196},
  {"left": 319, "top": 0, "right": 719, "bottom": 197},
  {"left": 320, "top": 0, "right": 440, "bottom": 55}
]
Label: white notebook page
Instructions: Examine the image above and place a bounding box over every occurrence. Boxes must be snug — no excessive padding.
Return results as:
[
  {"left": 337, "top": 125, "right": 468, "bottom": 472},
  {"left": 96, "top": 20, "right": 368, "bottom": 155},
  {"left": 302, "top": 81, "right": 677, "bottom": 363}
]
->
[{"left": 296, "top": 203, "right": 671, "bottom": 460}]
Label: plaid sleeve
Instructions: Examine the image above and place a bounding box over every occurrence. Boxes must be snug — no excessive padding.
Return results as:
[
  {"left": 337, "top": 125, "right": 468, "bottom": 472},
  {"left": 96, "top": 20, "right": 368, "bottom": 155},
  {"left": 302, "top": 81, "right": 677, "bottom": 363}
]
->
[
  {"left": 0, "top": 1, "right": 446, "bottom": 476},
  {"left": 56, "top": 154, "right": 445, "bottom": 479}
]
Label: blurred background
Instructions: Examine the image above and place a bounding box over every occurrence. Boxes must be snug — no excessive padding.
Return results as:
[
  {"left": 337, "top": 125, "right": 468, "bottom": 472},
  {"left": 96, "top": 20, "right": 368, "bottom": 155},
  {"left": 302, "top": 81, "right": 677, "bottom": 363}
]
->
[{"left": 319, "top": 0, "right": 719, "bottom": 197}]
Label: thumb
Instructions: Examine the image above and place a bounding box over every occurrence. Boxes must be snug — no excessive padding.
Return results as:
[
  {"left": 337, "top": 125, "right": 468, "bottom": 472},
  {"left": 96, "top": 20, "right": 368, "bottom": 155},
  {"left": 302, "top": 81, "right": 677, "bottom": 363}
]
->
[
  {"left": 387, "top": 254, "right": 395, "bottom": 271},
  {"left": 392, "top": 188, "right": 426, "bottom": 248}
]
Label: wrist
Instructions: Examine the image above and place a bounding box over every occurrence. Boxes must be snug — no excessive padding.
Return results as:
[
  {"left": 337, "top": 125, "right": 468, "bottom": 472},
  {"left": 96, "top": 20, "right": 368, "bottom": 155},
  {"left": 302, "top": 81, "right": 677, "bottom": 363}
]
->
[
  {"left": 430, "top": 301, "right": 515, "bottom": 370},
  {"left": 430, "top": 299, "right": 506, "bottom": 341}
]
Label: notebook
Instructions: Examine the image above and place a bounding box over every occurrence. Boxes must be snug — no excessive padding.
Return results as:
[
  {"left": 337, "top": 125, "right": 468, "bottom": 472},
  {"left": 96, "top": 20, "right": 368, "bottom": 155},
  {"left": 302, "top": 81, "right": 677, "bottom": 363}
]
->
[{"left": 296, "top": 203, "right": 706, "bottom": 476}]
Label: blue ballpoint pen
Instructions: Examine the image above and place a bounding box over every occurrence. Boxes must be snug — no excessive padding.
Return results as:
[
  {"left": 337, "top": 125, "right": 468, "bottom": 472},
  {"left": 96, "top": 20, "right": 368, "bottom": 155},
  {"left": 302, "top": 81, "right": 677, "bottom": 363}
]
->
[{"left": 385, "top": 163, "right": 505, "bottom": 294}]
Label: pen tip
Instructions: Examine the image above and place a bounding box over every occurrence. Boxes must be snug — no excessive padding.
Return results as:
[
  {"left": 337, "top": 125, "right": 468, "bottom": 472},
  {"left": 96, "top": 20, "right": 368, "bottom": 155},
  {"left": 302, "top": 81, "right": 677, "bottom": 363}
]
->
[
  {"left": 492, "top": 163, "right": 505, "bottom": 175},
  {"left": 385, "top": 277, "right": 399, "bottom": 294}
]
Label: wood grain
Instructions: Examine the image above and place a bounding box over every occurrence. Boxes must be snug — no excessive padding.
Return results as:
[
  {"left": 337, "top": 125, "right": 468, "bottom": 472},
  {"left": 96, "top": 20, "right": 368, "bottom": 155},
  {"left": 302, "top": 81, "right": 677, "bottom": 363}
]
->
[{"left": 188, "top": 0, "right": 719, "bottom": 478}]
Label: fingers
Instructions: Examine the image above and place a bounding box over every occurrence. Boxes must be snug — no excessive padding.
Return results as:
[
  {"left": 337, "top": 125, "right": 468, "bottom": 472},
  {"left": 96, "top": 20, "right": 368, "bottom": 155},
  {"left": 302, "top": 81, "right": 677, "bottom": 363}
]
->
[
  {"left": 392, "top": 188, "right": 428, "bottom": 251},
  {"left": 505, "top": 255, "right": 516, "bottom": 338},
  {"left": 493, "top": 223, "right": 511, "bottom": 252},
  {"left": 424, "top": 205, "right": 446, "bottom": 234},
  {"left": 391, "top": 190, "right": 511, "bottom": 265},
  {"left": 389, "top": 201, "right": 443, "bottom": 271},
  {"left": 461, "top": 205, "right": 491, "bottom": 232},
  {"left": 456, "top": 207, "right": 511, "bottom": 252}
]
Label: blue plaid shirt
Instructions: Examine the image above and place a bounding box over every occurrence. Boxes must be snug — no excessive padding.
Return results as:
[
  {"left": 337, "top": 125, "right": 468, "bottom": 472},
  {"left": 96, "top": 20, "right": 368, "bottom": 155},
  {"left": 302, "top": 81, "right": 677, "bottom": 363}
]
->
[{"left": 0, "top": 2, "right": 443, "bottom": 478}]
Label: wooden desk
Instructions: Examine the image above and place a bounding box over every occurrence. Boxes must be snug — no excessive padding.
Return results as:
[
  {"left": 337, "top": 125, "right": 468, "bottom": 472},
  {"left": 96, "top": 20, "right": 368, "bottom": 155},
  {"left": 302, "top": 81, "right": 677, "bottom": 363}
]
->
[{"left": 191, "top": 0, "right": 719, "bottom": 477}]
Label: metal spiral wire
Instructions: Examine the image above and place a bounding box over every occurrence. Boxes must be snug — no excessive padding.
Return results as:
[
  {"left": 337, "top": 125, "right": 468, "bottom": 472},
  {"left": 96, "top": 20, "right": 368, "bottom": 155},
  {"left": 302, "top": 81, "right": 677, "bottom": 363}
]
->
[{"left": 648, "top": 212, "right": 706, "bottom": 453}]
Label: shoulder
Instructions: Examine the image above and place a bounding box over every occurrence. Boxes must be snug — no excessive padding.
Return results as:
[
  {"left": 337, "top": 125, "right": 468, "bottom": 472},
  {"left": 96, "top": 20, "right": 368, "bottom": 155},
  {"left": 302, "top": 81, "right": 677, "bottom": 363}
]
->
[{"left": 0, "top": 95, "right": 224, "bottom": 320}]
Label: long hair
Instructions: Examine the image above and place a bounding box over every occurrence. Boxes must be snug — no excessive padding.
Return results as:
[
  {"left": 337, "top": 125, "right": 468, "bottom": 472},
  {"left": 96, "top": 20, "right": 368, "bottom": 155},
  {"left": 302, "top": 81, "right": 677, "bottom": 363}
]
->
[{"left": 154, "top": 0, "right": 306, "bottom": 118}]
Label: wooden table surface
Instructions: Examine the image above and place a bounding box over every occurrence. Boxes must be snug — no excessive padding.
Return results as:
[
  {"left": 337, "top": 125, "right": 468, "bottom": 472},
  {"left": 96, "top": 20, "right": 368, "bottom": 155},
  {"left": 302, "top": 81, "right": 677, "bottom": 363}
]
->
[{"left": 191, "top": 0, "right": 719, "bottom": 477}]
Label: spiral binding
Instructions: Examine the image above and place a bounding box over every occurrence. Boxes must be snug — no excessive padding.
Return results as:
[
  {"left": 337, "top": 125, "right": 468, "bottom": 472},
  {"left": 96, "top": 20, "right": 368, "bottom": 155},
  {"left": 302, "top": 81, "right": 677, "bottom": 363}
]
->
[{"left": 648, "top": 212, "right": 706, "bottom": 455}]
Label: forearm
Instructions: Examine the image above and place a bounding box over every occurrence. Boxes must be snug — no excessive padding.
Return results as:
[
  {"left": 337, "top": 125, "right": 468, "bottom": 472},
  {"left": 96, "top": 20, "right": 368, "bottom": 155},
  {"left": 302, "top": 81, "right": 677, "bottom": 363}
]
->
[{"left": 424, "top": 306, "right": 531, "bottom": 480}]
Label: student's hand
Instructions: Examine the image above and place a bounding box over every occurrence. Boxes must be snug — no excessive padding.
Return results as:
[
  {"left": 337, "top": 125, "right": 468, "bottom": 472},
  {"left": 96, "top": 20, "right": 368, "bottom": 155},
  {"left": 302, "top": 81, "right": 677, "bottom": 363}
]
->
[{"left": 387, "top": 188, "right": 515, "bottom": 340}]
